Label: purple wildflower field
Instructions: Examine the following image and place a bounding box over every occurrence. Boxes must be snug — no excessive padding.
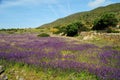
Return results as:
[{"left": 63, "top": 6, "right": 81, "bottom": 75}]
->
[{"left": 0, "top": 34, "right": 120, "bottom": 80}]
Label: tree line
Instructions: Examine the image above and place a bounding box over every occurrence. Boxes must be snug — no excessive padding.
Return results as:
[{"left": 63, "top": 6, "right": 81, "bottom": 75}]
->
[{"left": 53, "top": 13, "right": 119, "bottom": 37}]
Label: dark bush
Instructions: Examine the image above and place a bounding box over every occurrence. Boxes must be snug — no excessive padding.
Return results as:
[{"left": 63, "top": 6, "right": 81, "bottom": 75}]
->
[
  {"left": 92, "top": 13, "right": 118, "bottom": 30},
  {"left": 65, "top": 24, "right": 78, "bottom": 37},
  {"left": 37, "top": 33, "right": 50, "bottom": 37},
  {"left": 64, "top": 22, "right": 86, "bottom": 36}
]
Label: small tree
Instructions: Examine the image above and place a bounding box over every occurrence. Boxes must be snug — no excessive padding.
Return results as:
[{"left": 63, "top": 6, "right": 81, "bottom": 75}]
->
[
  {"left": 73, "top": 22, "right": 83, "bottom": 33},
  {"left": 65, "top": 24, "right": 78, "bottom": 36},
  {"left": 64, "top": 22, "right": 85, "bottom": 36},
  {"left": 92, "top": 13, "right": 118, "bottom": 30}
]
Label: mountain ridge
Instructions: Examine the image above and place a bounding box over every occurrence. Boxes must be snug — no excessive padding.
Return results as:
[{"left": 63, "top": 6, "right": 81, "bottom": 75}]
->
[{"left": 38, "top": 3, "right": 120, "bottom": 28}]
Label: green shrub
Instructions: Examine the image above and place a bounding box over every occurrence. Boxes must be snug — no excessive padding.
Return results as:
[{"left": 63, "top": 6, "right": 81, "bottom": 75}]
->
[
  {"left": 64, "top": 22, "right": 86, "bottom": 37},
  {"left": 65, "top": 24, "right": 78, "bottom": 37},
  {"left": 37, "top": 33, "right": 50, "bottom": 37},
  {"left": 92, "top": 13, "right": 118, "bottom": 30}
]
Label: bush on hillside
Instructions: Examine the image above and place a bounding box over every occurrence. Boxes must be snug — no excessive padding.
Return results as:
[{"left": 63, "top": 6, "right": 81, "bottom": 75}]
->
[
  {"left": 37, "top": 33, "right": 50, "bottom": 37},
  {"left": 50, "top": 28, "right": 59, "bottom": 34},
  {"left": 92, "top": 13, "right": 118, "bottom": 30},
  {"left": 64, "top": 24, "right": 78, "bottom": 37},
  {"left": 64, "top": 22, "right": 88, "bottom": 36}
]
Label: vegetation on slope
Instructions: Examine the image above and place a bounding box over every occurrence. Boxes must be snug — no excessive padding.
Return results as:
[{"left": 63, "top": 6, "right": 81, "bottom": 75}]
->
[
  {"left": 38, "top": 3, "right": 120, "bottom": 29},
  {"left": 92, "top": 13, "right": 118, "bottom": 30}
]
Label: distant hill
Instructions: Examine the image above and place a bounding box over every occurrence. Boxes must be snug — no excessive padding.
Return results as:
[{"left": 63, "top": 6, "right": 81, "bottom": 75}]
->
[{"left": 38, "top": 3, "right": 120, "bottom": 28}]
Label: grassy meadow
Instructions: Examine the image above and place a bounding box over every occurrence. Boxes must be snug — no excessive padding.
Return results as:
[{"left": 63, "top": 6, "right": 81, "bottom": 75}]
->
[{"left": 0, "top": 31, "right": 120, "bottom": 80}]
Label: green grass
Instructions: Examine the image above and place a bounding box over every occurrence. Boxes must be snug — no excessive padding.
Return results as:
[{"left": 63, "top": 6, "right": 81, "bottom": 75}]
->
[
  {"left": 0, "top": 60, "right": 99, "bottom": 80},
  {"left": 76, "top": 51, "right": 100, "bottom": 65}
]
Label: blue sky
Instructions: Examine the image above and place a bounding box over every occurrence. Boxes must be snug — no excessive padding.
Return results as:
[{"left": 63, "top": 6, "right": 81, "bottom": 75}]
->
[{"left": 0, "top": 0, "right": 120, "bottom": 29}]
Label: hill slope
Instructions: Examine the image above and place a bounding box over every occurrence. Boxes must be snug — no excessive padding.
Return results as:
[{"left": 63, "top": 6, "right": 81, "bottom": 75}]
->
[{"left": 38, "top": 3, "right": 120, "bottom": 28}]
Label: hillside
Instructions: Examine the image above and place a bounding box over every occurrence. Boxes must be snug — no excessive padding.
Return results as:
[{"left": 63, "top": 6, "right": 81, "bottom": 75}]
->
[{"left": 38, "top": 3, "right": 120, "bottom": 28}]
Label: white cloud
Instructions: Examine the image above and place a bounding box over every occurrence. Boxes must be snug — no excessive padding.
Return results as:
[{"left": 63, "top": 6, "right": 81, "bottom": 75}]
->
[
  {"left": 0, "top": 0, "right": 58, "bottom": 8},
  {"left": 88, "top": 0, "right": 112, "bottom": 8}
]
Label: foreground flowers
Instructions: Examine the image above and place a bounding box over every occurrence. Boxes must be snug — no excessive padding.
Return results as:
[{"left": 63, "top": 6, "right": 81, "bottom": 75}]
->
[{"left": 0, "top": 34, "right": 120, "bottom": 80}]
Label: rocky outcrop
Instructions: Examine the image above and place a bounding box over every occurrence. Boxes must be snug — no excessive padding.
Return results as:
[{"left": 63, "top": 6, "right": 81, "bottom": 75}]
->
[
  {"left": 0, "top": 66, "right": 5, "bottom": 75},
  {"left": 0, "top": 65, "right": 8, "bottom": 80}
]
